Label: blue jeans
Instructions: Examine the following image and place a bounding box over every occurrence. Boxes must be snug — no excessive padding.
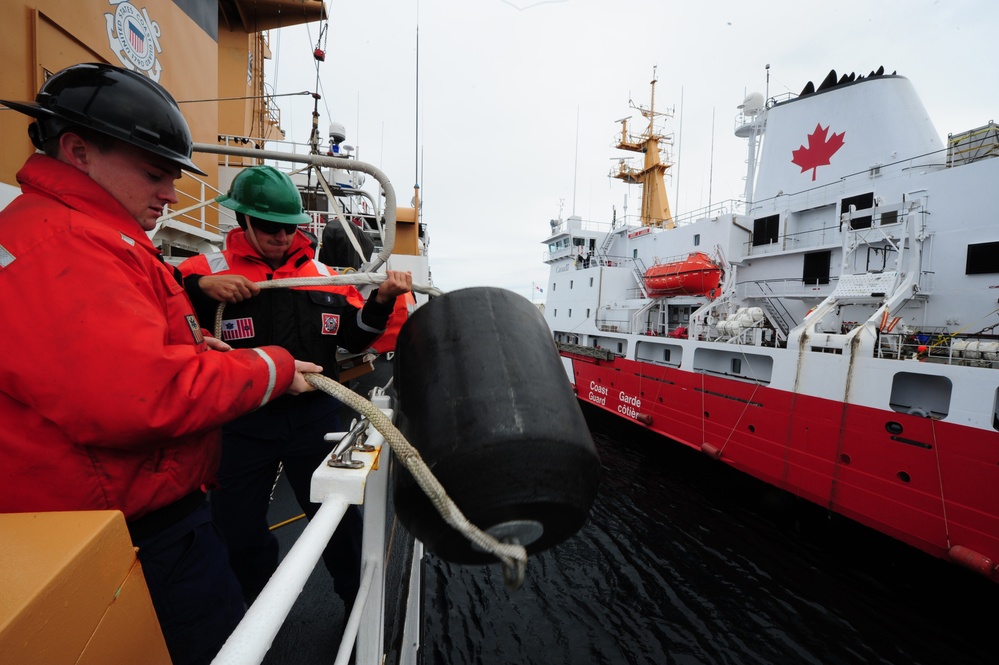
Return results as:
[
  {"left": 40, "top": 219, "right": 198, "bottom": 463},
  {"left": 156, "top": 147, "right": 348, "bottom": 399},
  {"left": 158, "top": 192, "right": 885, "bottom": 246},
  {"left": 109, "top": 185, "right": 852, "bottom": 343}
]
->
[
  {"left": 211, "top": 392, "right": 362, "bottom": 607},
  {"left": 133, "top": 501, "right": 245, "bottom": 665}
]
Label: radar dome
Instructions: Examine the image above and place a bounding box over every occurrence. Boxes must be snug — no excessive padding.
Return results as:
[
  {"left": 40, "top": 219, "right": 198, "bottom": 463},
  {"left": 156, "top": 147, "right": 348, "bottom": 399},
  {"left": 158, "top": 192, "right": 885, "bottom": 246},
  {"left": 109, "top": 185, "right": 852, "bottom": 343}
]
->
[
  {"left": 329, "top": 121, "right": 346, "bottom": 144},
  {"left": 738, "top": 92, "right": 765, "bottom": 115}
]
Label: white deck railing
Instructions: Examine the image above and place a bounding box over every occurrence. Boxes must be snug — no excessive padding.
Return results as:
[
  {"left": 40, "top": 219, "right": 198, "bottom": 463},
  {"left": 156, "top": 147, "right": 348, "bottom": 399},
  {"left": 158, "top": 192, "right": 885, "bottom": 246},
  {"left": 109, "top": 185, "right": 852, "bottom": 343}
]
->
[{"left": 211, "top": 397, "right": 421, "bottom": 665}]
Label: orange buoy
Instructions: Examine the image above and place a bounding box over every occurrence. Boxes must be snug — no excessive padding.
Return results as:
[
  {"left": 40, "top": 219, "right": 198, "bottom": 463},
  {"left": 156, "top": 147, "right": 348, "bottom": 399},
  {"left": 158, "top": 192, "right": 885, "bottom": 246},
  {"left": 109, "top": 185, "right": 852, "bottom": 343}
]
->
[
  {"left": 700, "top": 442, "right": 722, "bottom": 460},
  {"left": 948, "top": 545, "right": 996, "bottom": 577}
]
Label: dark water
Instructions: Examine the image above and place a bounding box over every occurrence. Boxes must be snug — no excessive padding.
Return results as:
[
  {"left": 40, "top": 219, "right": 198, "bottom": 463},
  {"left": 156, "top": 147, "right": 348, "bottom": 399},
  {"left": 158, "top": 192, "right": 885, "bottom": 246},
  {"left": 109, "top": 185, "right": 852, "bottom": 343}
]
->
[{"left": 421, "top": 404, "right": 997, "bottom": 665}]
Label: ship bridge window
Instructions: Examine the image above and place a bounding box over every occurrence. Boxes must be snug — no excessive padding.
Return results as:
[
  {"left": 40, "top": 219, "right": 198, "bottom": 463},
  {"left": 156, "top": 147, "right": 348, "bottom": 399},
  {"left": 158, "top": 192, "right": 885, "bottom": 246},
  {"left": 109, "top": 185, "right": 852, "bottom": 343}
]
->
[
  {"left": 803, "top": 250, "right": 831, "bottom": 285},
  {"left": 889, "top": 372, "right": 951, "bottom": 419},
  {"left": 752, "top": 215, "right": 779, "bottom": 246},
  {"left": 966, "top": 241, "right": 999, "bottom": 274},
  {"left": 842, "top": 193, "right": 874, "bottom": 230}
]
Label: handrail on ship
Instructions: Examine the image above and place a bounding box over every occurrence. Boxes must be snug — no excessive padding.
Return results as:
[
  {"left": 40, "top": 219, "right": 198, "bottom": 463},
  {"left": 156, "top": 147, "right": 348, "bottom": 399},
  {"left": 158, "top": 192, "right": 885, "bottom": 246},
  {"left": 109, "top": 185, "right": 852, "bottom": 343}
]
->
[
  {"left": 211, "top": 398, "right": 418, "bottom": 665},
  {"left": 192, "top": 143, "right": 397, "bottom": 273}
]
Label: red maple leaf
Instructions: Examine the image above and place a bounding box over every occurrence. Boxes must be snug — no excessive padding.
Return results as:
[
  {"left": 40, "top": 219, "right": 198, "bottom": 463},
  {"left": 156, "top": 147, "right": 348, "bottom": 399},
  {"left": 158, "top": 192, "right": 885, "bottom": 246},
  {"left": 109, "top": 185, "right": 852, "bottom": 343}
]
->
[{"left": 791, "top": 123, "right": 845, "bottom": 181}]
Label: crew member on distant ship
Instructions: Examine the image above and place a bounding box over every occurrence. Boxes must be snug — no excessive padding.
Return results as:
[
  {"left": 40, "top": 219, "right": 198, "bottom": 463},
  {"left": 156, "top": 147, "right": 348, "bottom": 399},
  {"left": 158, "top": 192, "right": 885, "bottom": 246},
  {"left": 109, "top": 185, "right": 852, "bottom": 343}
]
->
[
  {"left": 0, "top": 63, "right": 324, "bottom": 665},
  {"left": 180, "top": 165, "right": 412, "bottom": 620}
]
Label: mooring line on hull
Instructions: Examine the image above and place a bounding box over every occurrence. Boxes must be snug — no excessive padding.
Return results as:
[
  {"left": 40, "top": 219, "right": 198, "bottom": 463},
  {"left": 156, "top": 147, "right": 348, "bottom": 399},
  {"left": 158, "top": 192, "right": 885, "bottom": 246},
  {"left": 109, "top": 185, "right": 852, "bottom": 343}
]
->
[{"left": 930, "top": 418, "right": 952, "bottom": 550}]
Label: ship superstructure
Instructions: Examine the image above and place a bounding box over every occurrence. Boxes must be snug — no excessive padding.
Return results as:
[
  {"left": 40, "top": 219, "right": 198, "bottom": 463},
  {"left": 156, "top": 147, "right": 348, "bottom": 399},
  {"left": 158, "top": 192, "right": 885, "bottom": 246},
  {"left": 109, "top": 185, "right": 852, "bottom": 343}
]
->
[{"left": 542, "top": 68, "right": 999, "bottom": 582}]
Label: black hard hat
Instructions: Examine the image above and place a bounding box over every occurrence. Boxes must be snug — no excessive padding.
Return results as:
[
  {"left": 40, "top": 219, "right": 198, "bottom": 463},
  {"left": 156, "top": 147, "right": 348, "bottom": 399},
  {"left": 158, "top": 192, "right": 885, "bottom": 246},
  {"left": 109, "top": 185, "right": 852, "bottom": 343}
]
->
[{"left": 0, "top": 63, "right": 205, "bottom": 175}]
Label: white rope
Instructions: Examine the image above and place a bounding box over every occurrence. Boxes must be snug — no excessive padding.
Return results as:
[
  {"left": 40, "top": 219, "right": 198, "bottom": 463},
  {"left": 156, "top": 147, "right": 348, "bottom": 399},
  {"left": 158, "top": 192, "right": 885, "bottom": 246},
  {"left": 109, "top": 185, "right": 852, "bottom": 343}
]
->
[
  {"left": 209, "top": 274, "right": 528, "bottom": 589},
  {"left": 212, "top": 275, "right": 443, "bottom": 338}
]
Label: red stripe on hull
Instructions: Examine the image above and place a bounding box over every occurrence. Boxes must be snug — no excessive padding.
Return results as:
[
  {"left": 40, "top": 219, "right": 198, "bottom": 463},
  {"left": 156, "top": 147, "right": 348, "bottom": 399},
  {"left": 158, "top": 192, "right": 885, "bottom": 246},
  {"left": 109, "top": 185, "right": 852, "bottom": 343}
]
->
[{"left": 568, "top": 353, "right": 999, "bottom": 583}]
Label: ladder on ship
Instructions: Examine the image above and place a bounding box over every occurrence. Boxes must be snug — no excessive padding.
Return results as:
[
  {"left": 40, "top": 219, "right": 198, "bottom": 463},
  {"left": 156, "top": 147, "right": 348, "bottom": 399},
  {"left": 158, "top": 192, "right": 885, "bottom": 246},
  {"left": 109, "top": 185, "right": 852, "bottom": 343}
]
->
[
  {"left": 787, "top": 196, "right": 927, "bottom": 354},
  {"left": 754, "top": 282, "right": 792, "bottom": 340},
  {"left": 631, "top": 258, "right": 649, "bottom": 298}
]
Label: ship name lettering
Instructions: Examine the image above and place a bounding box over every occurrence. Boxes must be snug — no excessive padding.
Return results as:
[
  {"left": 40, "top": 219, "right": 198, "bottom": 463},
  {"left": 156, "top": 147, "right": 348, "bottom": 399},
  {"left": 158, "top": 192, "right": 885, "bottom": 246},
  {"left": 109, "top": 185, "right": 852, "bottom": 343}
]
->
[
  {"left": 589, "top": 381, "right": 608, "bottom": 395},
  {"left": 619, "top": 391, "right": 641, "bottom": 407},
  {"left": 617, "top": 404, "right": 640, "bottom": 419},
  {"left": 588, "top": 391, "right": 607, "bottom": 406}
]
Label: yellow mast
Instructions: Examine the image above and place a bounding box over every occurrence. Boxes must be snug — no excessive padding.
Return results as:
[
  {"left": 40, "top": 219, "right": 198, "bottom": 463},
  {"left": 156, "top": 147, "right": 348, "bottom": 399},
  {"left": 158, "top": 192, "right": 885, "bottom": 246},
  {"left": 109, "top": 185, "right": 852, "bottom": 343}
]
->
[{"left": 612, "top": 73, "right": 675, "bottom": 229}]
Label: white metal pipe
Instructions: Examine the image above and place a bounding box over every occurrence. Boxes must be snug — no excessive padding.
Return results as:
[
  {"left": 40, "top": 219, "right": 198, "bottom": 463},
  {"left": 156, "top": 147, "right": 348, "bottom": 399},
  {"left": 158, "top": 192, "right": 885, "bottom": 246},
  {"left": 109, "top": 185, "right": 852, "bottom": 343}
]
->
[
  {"left": 334, "top": 561, "right": 376, "bottom": 665},
  {"left": 192, "top": 143, "right": 396, "bottom": 271},
  {"left": 211, "top": 497, "right": 349, "bottom": 665}
]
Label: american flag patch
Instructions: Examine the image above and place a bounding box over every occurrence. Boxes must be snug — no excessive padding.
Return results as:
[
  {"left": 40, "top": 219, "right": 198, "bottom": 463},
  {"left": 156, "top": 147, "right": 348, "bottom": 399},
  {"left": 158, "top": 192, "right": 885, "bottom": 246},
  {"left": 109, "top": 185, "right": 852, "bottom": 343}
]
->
[
  {"left": 185, "top": 315, "right": 204, "bottom": 345},
  {"left": 221, "top": 317, "right": 255, "bottom": 341},
  {"left": 321, "top": 313, "right": 340, "bottom": 335}
]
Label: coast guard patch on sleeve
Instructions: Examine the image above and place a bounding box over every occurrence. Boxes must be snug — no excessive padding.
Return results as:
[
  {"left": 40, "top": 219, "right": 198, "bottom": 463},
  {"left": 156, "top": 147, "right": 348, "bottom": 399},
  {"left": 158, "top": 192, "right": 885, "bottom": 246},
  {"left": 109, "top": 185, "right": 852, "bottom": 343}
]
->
[
  {"left": 222, "top": 317, "right": 255, "bottom": 341},
  {"left": 186, "top": 315, "right": 205, "bottom": 344},
  {"left": 322, "top": 313, "right": 340, "bottom": 335}
]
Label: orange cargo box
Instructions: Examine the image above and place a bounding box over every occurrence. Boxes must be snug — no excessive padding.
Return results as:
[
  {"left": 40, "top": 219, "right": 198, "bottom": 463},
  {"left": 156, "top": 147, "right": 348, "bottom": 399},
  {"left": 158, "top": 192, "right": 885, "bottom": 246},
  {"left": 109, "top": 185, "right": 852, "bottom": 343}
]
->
[{"left": 0, "top": 511, "right": 171, "bottom": 665}]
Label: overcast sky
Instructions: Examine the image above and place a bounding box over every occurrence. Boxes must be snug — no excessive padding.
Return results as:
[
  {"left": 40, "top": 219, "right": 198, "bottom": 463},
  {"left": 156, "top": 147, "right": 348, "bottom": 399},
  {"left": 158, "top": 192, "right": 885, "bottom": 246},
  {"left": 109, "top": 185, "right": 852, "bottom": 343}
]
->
[{"left": 265, "top": 0, "right": 999, "bottom": 299}]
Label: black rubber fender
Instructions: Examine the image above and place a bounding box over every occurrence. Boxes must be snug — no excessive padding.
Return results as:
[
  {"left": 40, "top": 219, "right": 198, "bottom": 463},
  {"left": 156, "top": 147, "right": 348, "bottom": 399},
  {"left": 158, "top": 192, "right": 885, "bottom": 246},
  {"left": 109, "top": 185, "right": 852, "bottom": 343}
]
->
[{"left": 392, "top": 286, "right": 601, "bottom": 564}]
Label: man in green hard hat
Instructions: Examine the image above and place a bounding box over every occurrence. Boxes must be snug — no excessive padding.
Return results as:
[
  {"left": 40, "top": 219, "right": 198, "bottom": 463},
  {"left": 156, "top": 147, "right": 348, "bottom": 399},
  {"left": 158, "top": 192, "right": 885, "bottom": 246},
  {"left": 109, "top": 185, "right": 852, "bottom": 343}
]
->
[{"left": 180, "top": 164, "right": 412, "bottom": 622}]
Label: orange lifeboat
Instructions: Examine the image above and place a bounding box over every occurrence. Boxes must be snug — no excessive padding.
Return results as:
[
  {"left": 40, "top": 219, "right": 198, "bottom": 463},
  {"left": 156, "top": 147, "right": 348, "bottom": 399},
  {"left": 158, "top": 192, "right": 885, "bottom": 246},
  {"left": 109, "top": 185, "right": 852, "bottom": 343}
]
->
[{"left": 643, "top": 252, "right": 722, "bottom": 298}]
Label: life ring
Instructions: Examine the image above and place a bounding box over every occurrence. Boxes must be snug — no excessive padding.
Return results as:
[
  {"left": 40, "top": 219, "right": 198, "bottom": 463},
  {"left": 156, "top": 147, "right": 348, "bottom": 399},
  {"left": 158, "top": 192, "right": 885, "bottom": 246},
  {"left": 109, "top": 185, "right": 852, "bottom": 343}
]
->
[{"left": 907, "top": 406, "right": 930, "bottom": 418}]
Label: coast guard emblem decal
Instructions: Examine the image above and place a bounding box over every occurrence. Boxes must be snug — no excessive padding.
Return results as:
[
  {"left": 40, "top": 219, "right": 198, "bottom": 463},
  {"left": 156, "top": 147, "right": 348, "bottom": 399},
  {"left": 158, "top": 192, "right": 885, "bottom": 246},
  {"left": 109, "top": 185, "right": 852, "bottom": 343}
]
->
[
  {"left": 105, "top": 1, "right": 163, "bottom": 81},
  {"left": 322, "top": 313, "right": 340, "bottom": 335}
]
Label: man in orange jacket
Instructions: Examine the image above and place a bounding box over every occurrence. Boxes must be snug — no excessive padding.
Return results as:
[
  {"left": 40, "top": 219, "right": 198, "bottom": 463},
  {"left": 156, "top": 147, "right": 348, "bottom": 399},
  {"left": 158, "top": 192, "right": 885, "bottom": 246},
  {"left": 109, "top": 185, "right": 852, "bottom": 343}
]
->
[
  {"left": 0, "top": 64, "right": 322, "bottom": 665},
  {"left": 180, "top": 165, "right": 412, "bottom": 620}
]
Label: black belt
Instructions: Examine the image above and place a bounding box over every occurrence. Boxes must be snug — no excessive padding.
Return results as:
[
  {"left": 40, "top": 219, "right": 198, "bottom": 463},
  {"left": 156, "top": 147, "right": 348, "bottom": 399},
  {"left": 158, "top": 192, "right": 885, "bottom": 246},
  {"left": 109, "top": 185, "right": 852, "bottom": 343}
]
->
[{"left": 127, "top": 490, "right": 206, "bottom": 542}]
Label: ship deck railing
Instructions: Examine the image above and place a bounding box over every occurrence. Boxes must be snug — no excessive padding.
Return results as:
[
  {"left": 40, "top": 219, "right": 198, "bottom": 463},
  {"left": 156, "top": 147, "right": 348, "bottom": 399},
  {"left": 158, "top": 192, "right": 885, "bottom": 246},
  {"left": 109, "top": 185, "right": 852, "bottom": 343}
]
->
[
  {"left": 211, "top": 402, "right": 421, "bottom": 665},
  {"left": 878, "top": 331, "right": 999, "bottom": 368}
]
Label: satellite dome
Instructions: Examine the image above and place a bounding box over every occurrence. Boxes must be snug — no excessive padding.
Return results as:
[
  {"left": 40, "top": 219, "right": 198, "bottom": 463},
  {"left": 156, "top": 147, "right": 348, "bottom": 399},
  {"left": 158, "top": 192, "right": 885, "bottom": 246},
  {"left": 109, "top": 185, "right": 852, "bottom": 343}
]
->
[{"left": 738, "top": 92, "right": 765, "bottom": 115}]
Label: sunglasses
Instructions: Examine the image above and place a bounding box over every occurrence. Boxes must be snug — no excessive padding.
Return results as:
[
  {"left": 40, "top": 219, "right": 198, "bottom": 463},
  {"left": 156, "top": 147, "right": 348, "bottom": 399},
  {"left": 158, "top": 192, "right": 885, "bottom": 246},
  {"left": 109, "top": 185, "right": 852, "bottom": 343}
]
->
[{"left": 250, "top": 218, "right": 296, "bottom": 235}]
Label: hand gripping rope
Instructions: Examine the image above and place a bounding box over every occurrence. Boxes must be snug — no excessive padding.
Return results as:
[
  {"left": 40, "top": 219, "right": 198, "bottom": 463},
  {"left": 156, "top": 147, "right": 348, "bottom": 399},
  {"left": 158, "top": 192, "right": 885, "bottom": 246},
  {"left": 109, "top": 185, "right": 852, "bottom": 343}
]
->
[{"left": 212, "top": 274, "right": 529, "bottom": 590}]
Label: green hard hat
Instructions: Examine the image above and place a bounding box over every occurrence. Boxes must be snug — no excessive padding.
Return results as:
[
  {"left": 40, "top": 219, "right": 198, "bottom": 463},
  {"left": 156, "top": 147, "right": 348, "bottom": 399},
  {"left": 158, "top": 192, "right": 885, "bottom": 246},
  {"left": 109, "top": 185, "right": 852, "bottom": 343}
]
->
[{"left": 217, "top": 165, "right": 311, "bottom": 225}]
